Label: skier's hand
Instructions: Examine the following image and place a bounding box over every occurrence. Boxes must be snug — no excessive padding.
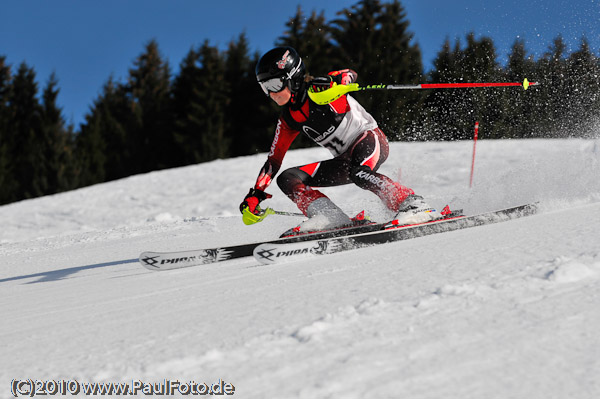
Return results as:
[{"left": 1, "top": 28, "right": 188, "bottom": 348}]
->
[
  {"left": 328, "top": 69, "right": 357, "bottom": 85},
  {"left": 240, "top": 188, "right": 272, "bottom": 214},
  {"left": 310, "top": 76, "right": 335, "bottom": 92},
  {"left": 310, "top": 70, "right": 357, "bottom": 92}
]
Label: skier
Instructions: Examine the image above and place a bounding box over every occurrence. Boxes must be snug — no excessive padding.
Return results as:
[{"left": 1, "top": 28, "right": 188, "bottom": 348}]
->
[{"left": 239, "top": 46, "right": 440, "bottom": 234}]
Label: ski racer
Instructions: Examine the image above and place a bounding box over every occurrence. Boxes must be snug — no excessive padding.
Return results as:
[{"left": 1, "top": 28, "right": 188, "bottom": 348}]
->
[{"left": 239, "top": 46, "right": 440, "bottom": 233}]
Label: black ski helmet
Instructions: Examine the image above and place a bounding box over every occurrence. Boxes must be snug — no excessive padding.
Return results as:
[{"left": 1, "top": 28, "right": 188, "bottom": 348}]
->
[{"left": 255, "top": 47, "right": 305, "bottom": 96}]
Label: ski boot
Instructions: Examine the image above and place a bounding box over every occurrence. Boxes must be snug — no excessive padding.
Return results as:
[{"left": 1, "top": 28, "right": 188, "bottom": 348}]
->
[
  {"left": 391, "top": 194, "right": 443, "bottom": 226},
  {"left": 283, "top": 197, "right": 352, "bottom": 236}
]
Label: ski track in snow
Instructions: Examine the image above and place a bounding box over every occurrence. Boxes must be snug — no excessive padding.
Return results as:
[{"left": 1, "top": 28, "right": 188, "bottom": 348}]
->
[{"left": 1, "top": 139, "right": 600, "bottom": 398}]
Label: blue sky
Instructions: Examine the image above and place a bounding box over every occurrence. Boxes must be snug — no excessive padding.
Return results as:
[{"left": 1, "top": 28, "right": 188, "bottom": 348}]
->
[{"left": 1, "top": 0, "right": 598, "bottom": 127}]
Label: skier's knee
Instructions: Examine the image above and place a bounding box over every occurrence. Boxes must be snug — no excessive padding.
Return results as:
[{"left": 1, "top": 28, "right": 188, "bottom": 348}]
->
[{"left": 277, "top": 168, "right": 305, "bottom": 196}]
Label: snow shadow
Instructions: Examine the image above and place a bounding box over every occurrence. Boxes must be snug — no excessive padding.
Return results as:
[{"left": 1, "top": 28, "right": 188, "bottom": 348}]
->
[{"left": 0, "top": 258, "right": 138, "bottom": 284}]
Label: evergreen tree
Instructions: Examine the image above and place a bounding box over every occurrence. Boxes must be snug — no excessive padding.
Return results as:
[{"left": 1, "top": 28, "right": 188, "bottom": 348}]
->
[
  {"left": 171, "top": 48, "right": 204, "bottom": 165},
  {"left": 196, "top": 41, "right": 230, "bottom": 160},
  {"left": 126, "top": 39, "right": 174, "bottom": 172},
  {"left": 40, "top": 73, "right": 74, "bottom": 193},
  {"left": 423, "top": 38, "right": 463, "bottom": 140},
  {"left": 276, "top": 7, "right": 335, "bottom": 75},
  {"left": 425, "top": 33, "right": 501, "bottom": 140},
  {"left": 6, "top": 5, "right": 600, "bottom": 206},
  {"left": 0, "top": 61, "right": 73, "bottom": 203},
  {"left": 225, "top": 34, "right": 274, "bottom": 157},
  {"left": 329, "top": 0, "right": 423, "bottom": 138},
  {"left": 0, "top": 57, "right": 14, "bottom": 203},
  {"left": 535, "top": 36, "right": 569, "bottom": 136},
  {"left": 77, "top": 42, "right": 173, "bottom": 185},
  {"left": 464, "top": 34, "right": 503, "bottom": 139},
  {"left": 172, "top": 41, "right": 229, "bottom": 163},
  {"left": 75, "top": 109, "right": 107, "bottom": 186},
  {"left": 330, "top": 0, "right": 385, "bottom": 79},
  {"left": 503, "top": 39, "right": 538, "bottom": 138},
  {"left": 564, "top": 37, "right": 600, "bottom": 135},
  {"left": 76, "top": 77, "right": 128, "bottom": 184},
  {"left": 6, "top": 63, "right": 45, "bottom": 201}
]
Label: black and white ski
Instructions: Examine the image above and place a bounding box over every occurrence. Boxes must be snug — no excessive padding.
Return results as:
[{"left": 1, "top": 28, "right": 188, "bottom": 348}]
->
[
  {"left": 139, "top": 203, "right": 536, "bottom": 270},
  {"left": 252, "top": 203, "right": 538, "bottom": 265},
  {"left": 139, "top": 218, "right": 388, "bottom": 271}
]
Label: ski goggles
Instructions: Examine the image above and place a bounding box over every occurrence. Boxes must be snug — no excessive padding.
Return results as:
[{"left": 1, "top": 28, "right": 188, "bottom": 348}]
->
[{"left": 259, "top": 77, "right": 287, "bottom": 96}]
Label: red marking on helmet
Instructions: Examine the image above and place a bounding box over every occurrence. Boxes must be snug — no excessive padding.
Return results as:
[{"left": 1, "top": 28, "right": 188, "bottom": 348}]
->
[{"left": 277, "top": 50, "right": 290, "bottom": 69}]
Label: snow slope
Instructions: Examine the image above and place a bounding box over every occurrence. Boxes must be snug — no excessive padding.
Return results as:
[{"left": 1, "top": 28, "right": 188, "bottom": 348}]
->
[{"left": 1, "top": 139, "right": 600, "bottom": 398}]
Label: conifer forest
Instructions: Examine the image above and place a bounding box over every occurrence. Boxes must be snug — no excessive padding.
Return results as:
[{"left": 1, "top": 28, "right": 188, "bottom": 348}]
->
[{"left": 1, "top": 0, "right": 599, "bottom": 205}]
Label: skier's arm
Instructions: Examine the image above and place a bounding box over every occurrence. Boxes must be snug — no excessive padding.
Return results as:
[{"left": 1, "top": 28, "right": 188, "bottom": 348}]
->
[
  {"left": 254, "top": 118, "right": 299, "bottom": 191},
  {"left": 240, "top": 117, "right": 299, "bottom": 214}
]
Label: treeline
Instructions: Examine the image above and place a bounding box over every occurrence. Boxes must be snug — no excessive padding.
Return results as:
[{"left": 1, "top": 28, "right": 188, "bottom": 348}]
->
[{"left": 1, "top": 0, "right": 599, "bottom": 205}]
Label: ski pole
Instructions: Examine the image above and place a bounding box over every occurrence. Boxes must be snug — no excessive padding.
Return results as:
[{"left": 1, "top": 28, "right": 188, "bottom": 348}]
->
[
  {"left": 308, "top": 78, "right": 538, "bottom": 105},
  {"left": 271, "top": 209, "right": 304, "bottom": 217},
  {"left": 242, "top": 206, "right": 303, "bottom": 225}
]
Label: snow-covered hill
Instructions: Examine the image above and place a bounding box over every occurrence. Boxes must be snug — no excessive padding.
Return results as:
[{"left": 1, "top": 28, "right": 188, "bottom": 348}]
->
[{"left": 1, "top": 139, "right": 599, "bottom": 398}]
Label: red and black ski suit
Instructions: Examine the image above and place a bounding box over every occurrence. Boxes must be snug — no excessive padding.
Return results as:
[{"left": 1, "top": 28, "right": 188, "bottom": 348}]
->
[{"left": 251, "top": 70, "right": 414, "bottom": 216}]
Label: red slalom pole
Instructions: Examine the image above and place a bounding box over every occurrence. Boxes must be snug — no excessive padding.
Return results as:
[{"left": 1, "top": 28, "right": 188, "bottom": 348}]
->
[{"left": 470, "top": 122, "right": 479, "bottom": 188}]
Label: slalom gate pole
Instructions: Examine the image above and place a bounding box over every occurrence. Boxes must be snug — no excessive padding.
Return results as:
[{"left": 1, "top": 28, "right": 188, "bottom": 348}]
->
[{"left": 470, "top": 122, "right": 479, "bottom": 188}]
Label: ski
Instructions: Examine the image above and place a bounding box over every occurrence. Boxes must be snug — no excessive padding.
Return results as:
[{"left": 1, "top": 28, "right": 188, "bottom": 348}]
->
[
  {"left": 139, "top": 217, "right": 388, "bottom": 271},
  {"left": 138, "top": 204, "right": 533, "bottom": 271},
  {"left": 252, "top": 203, "right": 538, "bottom": 265},
  {"left": 138, "top": 207, "right": 462, "bottom": 271}
]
